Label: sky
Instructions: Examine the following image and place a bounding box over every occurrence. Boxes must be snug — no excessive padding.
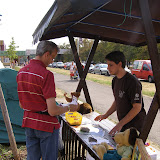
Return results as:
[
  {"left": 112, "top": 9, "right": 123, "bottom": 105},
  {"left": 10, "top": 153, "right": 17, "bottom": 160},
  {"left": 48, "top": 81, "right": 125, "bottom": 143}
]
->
[{"left": 0, "top": 0, "right": 69, "bottom": 51}]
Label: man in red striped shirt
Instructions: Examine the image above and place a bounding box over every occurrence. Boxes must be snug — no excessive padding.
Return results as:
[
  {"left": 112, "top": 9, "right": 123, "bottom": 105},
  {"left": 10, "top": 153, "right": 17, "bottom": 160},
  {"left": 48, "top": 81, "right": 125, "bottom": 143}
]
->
[{"left": 17, "top": 41, "right": 78, "bottom": 160}]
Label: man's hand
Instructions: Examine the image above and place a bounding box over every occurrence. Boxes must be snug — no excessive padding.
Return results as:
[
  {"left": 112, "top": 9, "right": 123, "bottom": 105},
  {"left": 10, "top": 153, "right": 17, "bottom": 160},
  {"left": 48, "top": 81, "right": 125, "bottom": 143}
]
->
[
  {"left": 69, "top": 104, "right": 78, "bottom": 112},
  {"left": 94, "top": 114, "right": 106, "bottom": 122}
]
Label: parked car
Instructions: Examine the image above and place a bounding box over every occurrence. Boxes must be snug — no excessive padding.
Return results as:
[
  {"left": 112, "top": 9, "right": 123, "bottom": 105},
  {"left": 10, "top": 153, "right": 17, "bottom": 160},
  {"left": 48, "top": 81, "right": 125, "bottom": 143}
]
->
[
  {"left": 88, "top": 64, "right": 94, "bottom": 73},
  {"left": 93, "top": 63, "right": 110, "bottom": 76},
  {"left": 48, "top": 63, "right": 52, "bottom": 67},
  {"left": 64, "top": 62, "right": 68, "bottom": 69},
  {"left": 65, "top": 62, "right": 71, "bottom": 70},
  {"left": 52, "top": 62, "right": 57, "bottom": 68},
  {"left": 56, "top": 62, "right": 64, "bottom": 68},
  {"left": 131, "top": 60, "right": 153, "bottom": 83}
]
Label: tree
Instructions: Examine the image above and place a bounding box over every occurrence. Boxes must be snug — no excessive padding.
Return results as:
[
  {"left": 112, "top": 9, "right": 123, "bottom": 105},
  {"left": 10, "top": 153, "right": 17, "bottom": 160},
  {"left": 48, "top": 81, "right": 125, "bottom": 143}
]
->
[
  {"left": 79, "top": 38, "right": 93, "bottom": 62},
  {"left": 6, "top": 37, "right": 19, "bottom": 68}
]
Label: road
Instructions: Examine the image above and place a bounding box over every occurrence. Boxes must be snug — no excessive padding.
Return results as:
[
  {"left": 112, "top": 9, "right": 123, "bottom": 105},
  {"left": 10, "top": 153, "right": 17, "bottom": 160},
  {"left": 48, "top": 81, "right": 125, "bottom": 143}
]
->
[{"left": 53, "top": 72, "right": 160, "bottom": 146}]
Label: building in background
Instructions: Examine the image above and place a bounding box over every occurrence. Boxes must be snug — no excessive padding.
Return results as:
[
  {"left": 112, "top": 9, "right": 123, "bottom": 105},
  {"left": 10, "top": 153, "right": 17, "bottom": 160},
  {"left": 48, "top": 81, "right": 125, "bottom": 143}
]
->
[
  {"left": 25, "top": 48, "right": 71, "bottom": 62},
  {"left": 0, "top": 40, "right": 6, "bottom": 51},
  {"left": 0, "top": 50, "right": 25, "bottom": 66},
  {"left": 0, "top": 36, "right": 70, "bottom": 66}
]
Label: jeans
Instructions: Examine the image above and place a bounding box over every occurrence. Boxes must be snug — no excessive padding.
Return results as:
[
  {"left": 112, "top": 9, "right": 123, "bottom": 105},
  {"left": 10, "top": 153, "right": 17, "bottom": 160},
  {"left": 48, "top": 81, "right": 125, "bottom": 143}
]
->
[{"left": 25, "top": 128, "right": 59, "bottom": 160}]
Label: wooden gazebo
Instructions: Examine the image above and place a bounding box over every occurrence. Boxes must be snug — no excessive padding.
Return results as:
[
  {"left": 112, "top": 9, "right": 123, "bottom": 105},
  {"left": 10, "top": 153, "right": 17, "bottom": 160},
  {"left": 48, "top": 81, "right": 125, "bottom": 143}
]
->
[{"left": 33, "top": 0, "right": 160, "bottom": 146}]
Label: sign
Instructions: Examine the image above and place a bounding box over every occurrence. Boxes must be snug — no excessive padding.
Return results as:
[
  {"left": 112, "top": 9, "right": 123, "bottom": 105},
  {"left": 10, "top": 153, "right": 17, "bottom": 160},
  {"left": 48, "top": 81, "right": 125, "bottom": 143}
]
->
[{"left": 26, "top": 49, "right": 36, "bottom": 55}]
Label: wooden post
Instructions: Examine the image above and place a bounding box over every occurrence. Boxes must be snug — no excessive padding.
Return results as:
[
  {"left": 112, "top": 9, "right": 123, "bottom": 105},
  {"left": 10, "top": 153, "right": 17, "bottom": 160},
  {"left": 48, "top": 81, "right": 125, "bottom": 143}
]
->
[
  {"left": 139, "top": 0, "right": 160, "bottom": 99},
  {"left": 140, "top": 94, "right": 159, "bottom": 142},
  {"left": 68, "top": 31, "right": 94, "bottom": 109},
  {"left": 0, "top": 84, "right": 20, "bottom": 160},
  {"left": 139, "top": 0, "right": 160, "bottom": 143},
  {"left": 77, "top": 37, "right": 99, "bottom": 92}
]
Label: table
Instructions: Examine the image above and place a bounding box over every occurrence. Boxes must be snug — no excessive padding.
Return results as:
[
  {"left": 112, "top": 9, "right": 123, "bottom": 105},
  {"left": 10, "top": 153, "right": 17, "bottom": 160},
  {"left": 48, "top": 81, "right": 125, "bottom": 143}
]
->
[{"left": 60, "top": 112, "right": 116, "bottom": 160}]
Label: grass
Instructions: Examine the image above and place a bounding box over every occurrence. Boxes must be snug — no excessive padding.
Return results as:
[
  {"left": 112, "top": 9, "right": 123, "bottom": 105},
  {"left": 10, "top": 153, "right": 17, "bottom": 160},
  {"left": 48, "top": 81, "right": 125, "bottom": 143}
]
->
[
  {"left": 0, "top": 144, "right": 27, "bottom": 160},
  {"left": 47, "top": 67, "right": 156, "bottom": 97}
]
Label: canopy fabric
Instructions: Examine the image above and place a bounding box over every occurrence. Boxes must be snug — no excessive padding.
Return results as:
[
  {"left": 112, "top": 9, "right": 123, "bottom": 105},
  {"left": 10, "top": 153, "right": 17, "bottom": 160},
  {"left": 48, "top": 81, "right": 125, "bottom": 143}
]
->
[
  {"left": 33, "top": 0, "right": 160, "bottom": 46},
  {"left": 0, "top": 68, "right": 25, "bottom": 143}
]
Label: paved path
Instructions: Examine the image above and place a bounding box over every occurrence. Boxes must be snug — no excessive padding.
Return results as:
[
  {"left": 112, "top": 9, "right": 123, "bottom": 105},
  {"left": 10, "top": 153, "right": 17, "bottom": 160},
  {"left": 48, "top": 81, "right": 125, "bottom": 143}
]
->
[{"left": 53, "top": 72, "right": 160, "bottom": 148}]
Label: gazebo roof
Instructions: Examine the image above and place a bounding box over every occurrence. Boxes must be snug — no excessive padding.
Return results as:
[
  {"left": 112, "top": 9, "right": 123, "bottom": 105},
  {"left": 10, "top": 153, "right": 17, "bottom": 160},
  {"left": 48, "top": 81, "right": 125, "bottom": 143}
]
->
[
  {"left": 32, "top": 0, "right": 160, "bottom": 144},
  {"left": 33, "top": 0, "right": 160, "bottom": 47}
]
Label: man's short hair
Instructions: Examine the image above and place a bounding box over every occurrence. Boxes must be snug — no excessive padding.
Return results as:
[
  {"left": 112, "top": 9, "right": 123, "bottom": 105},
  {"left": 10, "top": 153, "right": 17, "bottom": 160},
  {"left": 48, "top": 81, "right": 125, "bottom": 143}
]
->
[
  {"left": 105, "top": 51, "right": 126, "bottom": 68},
  {"left": 36, "top": 41, "right": 59, "bottom": 56}
]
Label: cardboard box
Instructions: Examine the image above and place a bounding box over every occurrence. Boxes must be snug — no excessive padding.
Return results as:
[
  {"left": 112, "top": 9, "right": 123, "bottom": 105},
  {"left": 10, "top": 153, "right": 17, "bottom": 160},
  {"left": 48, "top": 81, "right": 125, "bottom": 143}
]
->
[{"left": 146, "top": 146, "right": 157, "bottom": 160}]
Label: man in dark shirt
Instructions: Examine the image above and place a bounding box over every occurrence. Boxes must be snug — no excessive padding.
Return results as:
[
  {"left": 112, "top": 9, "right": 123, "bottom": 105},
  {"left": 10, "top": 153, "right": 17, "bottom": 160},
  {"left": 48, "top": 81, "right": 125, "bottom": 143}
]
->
[{"left": 95, "top": 51, "right": 146, "bottom": 135}]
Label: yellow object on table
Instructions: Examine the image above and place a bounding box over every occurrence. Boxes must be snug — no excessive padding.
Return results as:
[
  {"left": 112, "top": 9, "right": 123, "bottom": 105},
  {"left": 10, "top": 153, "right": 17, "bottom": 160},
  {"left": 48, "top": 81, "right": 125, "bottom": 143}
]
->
[{"left": 65, "top": 112, "right": 82, "bottom": 126}]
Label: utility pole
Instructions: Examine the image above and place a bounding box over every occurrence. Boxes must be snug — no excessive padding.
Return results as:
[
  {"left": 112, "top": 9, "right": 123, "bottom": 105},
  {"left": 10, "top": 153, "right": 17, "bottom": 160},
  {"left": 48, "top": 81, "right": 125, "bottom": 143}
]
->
[{"left": 77, "top": 37, "right": 82, "bottom": 55}]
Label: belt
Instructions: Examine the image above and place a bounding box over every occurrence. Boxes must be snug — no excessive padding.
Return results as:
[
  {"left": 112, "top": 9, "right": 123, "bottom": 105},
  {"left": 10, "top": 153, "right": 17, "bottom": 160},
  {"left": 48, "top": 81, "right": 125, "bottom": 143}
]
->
[{"left": 35, "top": 111, "right": 50, "bottom": 115}]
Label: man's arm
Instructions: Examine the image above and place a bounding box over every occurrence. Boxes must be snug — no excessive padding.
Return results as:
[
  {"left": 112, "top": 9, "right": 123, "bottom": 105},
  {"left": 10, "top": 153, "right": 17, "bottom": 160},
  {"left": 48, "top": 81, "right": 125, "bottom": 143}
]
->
[
  {"left": 94, "top": 100, "right": 116, "bottom": 121},
  {"left": 109, "top": 103, "right": 141, "bottom": 135},
  {"left": 47, "top": 97, "right": 78, "bottom": 116}
]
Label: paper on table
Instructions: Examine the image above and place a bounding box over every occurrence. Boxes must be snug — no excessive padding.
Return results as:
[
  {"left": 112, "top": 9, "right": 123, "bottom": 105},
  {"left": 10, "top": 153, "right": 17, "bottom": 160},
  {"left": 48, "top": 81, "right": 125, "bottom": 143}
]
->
[{"left": 81, "top": 117, "right": 92, "bottom": 125}]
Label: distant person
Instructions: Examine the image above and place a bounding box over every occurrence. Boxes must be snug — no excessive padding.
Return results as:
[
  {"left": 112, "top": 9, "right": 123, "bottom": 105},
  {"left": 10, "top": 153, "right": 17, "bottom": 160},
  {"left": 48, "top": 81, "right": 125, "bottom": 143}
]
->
[
  {"left": 70, "top": 61, "right": 75, "bottom": 79},
  {"left": 95, "top": 51, "right": 146, "bottom": 135},
  {"left": 70, "top": 61, "right": 75, "bottom": 71},
  {"left": 74, "top": 65, "right": 79, "bottom": 79},
  {"left": 17, "top": 41, "right": 78, "bottom": 160}
]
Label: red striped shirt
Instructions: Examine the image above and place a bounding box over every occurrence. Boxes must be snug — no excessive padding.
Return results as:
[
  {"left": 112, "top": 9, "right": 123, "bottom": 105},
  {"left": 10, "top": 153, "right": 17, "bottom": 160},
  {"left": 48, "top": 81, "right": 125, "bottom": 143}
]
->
[{"left": 17, "top": 59, "right": 60, "bottom": 132}]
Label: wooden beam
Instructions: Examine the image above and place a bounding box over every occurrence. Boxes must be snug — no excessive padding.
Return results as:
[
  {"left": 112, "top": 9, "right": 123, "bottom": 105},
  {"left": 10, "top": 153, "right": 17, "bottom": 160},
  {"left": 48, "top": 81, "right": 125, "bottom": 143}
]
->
[
  {"left": 67, "top": 31, "right": 83, "bottom": 77},
  {"left": 76, "top": 37, "right": 99, "bottom": 111},
  {"left": 77, "top": 37, "right": 99, "bottom": 91},
  {"left": 139, "top": 94, "right": 159, "bottom": 142},
  {"left": 139, "top": 0, "right": 160, "bottom": 100},
  {"left": 67, "top": 31, "right": 93, "bottom": 109},
  {"left": 0, "top": 84, "right": 20, "bottom": 160},
  {"left": 139, "top": 0, "right": 160, "bottom": 142}
]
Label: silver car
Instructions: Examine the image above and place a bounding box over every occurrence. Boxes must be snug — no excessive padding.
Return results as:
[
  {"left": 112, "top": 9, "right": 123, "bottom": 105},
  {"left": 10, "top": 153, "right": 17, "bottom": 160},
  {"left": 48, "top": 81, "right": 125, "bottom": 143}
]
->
[
  {"left": 93, "top": 63, "right": 110, "bottom": 76},
  {"left": 56, "top": 62, "right": 64, "bottom": 68},
  {"left": 88, "top": 64, "right": 94, "bottom": 73},
  {"left": 52, "top": 62, "right": 57, "bottom": 68}
]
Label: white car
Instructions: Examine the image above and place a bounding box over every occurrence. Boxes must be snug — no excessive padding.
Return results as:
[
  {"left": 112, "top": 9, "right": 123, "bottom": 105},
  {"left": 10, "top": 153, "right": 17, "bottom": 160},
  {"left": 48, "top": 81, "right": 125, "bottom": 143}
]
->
[
  {"left": 56, "top": 62, "right": 64, "bottom": 68},
  {"left": 52, "top": 62, "right": 57, "bottom": 68}
]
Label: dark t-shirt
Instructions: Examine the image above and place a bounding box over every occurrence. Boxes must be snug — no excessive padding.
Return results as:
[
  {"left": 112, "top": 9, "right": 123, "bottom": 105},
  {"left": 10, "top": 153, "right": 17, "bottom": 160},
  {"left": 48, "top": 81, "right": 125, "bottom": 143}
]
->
[{"left": 112, "top": 72, "right": 146, "bottom": 132}]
